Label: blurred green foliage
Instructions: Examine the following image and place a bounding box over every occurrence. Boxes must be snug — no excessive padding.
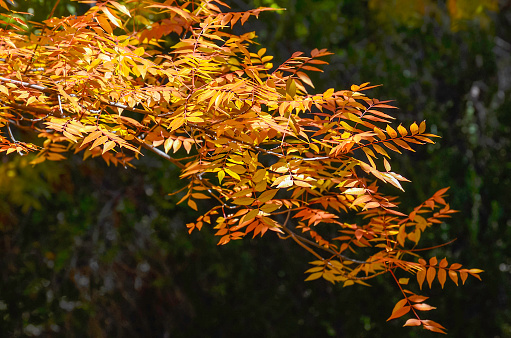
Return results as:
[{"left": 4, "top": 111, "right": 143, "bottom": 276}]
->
[{"left": 0, "top": 0, "right": 510, "bottom": 336}]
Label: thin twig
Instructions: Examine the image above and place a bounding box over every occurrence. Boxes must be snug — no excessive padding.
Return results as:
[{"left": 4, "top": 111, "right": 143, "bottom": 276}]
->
[
  {"left": 135, "top": 139, "right": 185, "bottom": 169},
  {"left": 282, "top": 225, "right": 370, "bottom": 265},
  {"left": 6, "top": 122, "right": 16, "bottom": 143}
]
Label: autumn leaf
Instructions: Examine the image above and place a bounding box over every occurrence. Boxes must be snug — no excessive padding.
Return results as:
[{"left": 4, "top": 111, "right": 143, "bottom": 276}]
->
[{"left": 0, "top": 1, "right": 482, "bottom": 332}]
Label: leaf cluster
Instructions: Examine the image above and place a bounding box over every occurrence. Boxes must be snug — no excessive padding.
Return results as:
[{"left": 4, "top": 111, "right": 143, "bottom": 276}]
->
[{"left": 0, "top": 0, "right": 483, "bottom": 333}]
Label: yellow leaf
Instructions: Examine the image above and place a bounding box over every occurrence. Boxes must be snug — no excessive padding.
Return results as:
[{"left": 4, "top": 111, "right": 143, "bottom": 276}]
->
[
  {"left": 294, "top": 180, "right": 312, "bottom": 188},
  {"left": 344, "top": 188, "right": 365, "bottom": 195},
  {"left": 187, "top": 116, "right": 204, "bottom": 123},
  {"left": 102, "top": 140, "right": 116, "bottom": 154},
  {"left": 164, "top": 138, "right": 173, "bottom": 153},
  {"left": 410, "top": 122, "right": 419, "bottom": 135},
  {"left": 110, "top": 1, "right": 131, "bottom": 17},
  {"left": 102, "top": 7, "right": 122, "bottom": 27},
  {"left": 383, "top": 158, "right": 391, "bottom": 172},
  {"left": 286, "top": 78, "right": 296, "bottom": 97},
  {"left": 397, "top": 124, "right": 408, "bottom": 136},
  {"left": 232, "top": 197, "right": 255, "bottom": 206},
  {"left": 305, "top": 266, "right": 324, "bottom": 273},
  {"left": 225, "top": 168, "right": 240, "bottom": 180},
  {"left": 323, "top": 88, "right": 334, "bottom": 100},
  {"left": 305, "top": 272, "right": 323, "bottom": 281},
  {"left": 227, "top": 164, "right": 246, "bottom": 174},
  {"left": 258, "top": 189, "right": 278, "bottom": 203},
  {"left": 26, "top": 96, "right": 37, "bottom": 106},
  {"left": 252, "top": 169, "right": 266, "bottom": 183},
  {"left": 275, "top": 176, "right": 293, "bottom": 189},
  {"left": 386, "top": 125, "right": 397, "bottom": 138},
  {"left": 63, "top": 131, "right": 78, "bottom": 143},
  {"left": 172, "top": 139, "right": 182, "bottom": 153},
  {"left": 0, "top": 84, "right": 8, "bottom": 95},
  {"left": 260, "top": 203, "right": 279, "bottom": 213},
  {"left": 374, "top": 127, "right": 386, "bottom": 140},
  {"left": 468, "top": 268, "right": 484, "bottom": 274},
  {"left": 419, "top": 120, "right": 427, "bottom": 133}
]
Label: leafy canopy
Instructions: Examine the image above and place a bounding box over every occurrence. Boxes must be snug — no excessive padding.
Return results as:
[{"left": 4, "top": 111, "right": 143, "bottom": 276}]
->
[{"left": 0, "top": 0, "right": 482, "bottom": 333}]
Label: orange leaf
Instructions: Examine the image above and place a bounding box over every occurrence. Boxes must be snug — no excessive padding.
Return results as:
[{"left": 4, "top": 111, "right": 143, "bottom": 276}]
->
[
  {"left": 408, "top": 295, "right": 428, "bottom": 303},
  {"left": 218, "top": 235, "right": 230, "bottom": 245},
  {"left": 90, "top": 135, "right": 109, "bottom": 150},
  {"left": 296, "top": 71, "right": 314, "bottom": 88},
  {"left": 187, "top": 199, "right": 198, "bottom": 211},
  {"left": 450, "top": 263, "right": 462, "bottom": 270},
  {"left": 96, "top": 15, "right": 113, "bottom": 34},
  {"left": 403, "top": 318, "right": 421, "bottom": 327},
  {"left": 102, "top": 140, "right": 116, "bottom": 154},
  {"left": 387, "top": 306, "right": 410, "bottom": 321},
  {"left": 448, "top": 270, "right": 458, "bottom": 286},
  {"left": 82, "top": 130, "right": 102, "bottom": 145},
  {"left": 438, "top": 268, "right": 446, "bottom": 288},
  {"left": 427, "top": 266, "right": 436, "bottom": 288},
  {"left": 423, "top": 324, "right": 447, "bottom": 334},
  {"left": 412, "top": 303, "right": 436, "bottom": 311},
  {"left": 417, "top": 268, "right": 426, "bottom": 290},
  {"left": 460, "top": 270, "right": 468, "bottom": 284},
  {"left": 388, "top": 298, "right": 408, "bottom": 317}
]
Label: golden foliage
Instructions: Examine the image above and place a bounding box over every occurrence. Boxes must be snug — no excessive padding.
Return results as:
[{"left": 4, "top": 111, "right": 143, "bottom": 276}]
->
[{"left": 0, "top": 0, "right": 482, "bottom": 333}]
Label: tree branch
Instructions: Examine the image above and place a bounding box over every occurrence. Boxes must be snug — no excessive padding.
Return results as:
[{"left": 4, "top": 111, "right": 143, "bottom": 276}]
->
[
  {"left": 282, "top": 223, "right": 371, "bottom": 265},
  {"left": 135, "top": 139, "right": 185, "bottom": 169},
  {"left": 0, "top": 76, "right": 153, "bottom": 116}
]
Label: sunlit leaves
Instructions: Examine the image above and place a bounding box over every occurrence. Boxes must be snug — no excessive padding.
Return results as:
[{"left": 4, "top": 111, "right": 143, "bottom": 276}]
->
[
  {"left": 416, "top": 257, "right": 483, "bottom": 290},
  {"left": 0, "top": 0, "right": 483, "bottom": 333}
]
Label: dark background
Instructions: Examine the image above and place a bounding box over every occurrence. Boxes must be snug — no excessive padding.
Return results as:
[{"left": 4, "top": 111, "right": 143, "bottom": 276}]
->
[{"left": 0, "top": 0, "right": 509, "bottom": 336}]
